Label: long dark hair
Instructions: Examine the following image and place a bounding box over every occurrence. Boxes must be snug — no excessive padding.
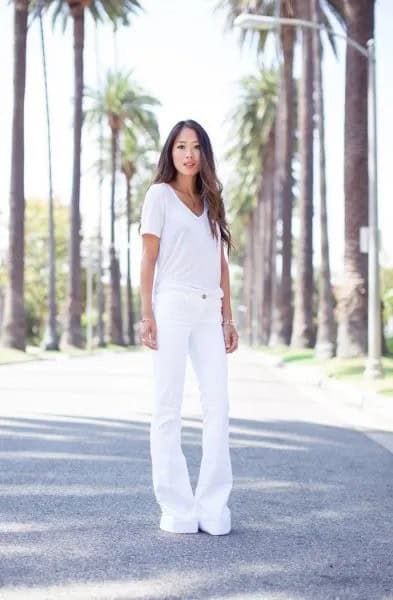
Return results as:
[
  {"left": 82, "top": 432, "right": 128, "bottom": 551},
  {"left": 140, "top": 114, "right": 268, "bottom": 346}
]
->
[{"left": 150, "top": 119, "right": 234, "bottom": 256}]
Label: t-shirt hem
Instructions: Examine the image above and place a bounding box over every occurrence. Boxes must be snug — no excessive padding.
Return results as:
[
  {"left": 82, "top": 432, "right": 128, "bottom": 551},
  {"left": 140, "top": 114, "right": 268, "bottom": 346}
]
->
[{"left": 140, "top": 228, "right": 161, "bottom": 237}]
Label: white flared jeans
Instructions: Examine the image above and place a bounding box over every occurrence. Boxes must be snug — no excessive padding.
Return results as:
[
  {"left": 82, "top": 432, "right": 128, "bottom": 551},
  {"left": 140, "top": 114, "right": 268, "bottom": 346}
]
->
[{"left": 150, "top": 288, "right": 232, "bottom": 533}]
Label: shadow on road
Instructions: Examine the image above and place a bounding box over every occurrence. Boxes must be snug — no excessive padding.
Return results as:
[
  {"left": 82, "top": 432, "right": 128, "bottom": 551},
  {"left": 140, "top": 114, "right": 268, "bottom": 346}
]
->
[{"left": 0, "top": 413, "right": 392, "bottom": 599}]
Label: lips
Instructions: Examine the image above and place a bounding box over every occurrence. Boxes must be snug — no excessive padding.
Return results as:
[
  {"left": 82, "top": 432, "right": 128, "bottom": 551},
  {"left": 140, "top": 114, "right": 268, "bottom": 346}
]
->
[{"left": 184, "top": 163, "right": 195, "bottom": 167}]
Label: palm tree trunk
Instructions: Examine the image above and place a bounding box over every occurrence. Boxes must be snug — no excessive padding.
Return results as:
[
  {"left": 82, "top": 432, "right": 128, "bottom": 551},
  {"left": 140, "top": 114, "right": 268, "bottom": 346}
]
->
[
  {"left": 125, "top": 175, "right": 136, "bottom": 345},
  {"left": 312, "top": 0, "right": 336, "bottom": 358},
  {"left": 254, "top": 198, "right": 262, "bottom": 344},
  {"left": 39, "top": 6, "right": 59, "bottom": 351},
  {"left": 94, "top": 24, "right": 105, "bottom": 348},
  {"left": 337, "top": 0, "right": 375, "bottom": 357},
  {"left": 259, "top": 128, "right": 275, "bottom": 345},
  {"left": 251, "top": 208, "right": 259, "bottom": 345},
  {"left": 96, "top": 178, "right": 106, "bottom": 347},
  {"left": 255, "top": 171, "right": 265, "bottom": 345},
  {"left": 63, "top": 8, "right": 84, "bottom": 348},
  {"left": 243, "top": 213, "right": 254, "bottom": 345},
  {"left": 1, "top": 0, "right": 29, "bottom": 350},
  {"left": 291, "top": 0, "right": 315, "bottom": 348},
  {"left": 269, "top": 23, "right": 295, "bottom": 347},
  {"left": 109, "top": 127, "right": 124, "bottom": 346}
]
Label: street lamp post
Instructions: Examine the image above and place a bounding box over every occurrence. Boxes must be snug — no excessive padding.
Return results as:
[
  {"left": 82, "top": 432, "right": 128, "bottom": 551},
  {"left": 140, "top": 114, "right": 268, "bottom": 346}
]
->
[
  {"left": 364, "top": 39, "right": 382, "bottom": 378},
  {"left": 234, "top": 13, "right": 383, "bottom": 379}
]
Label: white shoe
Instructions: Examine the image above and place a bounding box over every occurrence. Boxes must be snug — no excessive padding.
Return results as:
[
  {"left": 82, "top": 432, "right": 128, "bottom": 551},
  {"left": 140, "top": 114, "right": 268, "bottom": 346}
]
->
[
  {"left": 198, "top": 515, "right": 231, "bottom": 536},
  {"left": 159, "top": 514, "right": 199, "bottom": 534}
]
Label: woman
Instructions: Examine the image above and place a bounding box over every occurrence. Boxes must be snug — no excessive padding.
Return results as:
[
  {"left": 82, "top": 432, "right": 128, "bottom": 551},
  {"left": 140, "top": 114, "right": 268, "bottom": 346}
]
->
[{"left": 139, "top": 119, "right": 239, "bottom": 536}]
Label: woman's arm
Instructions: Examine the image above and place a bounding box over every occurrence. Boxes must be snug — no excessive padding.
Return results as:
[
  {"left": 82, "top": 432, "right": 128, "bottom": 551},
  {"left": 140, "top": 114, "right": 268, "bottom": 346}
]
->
[
  {"left": 220, "top": 240, "right": 233, "bottom": 322},
  {"left": 140, "top": 234, "right": 160, "bottom": 349},
  {"left": 220, "top": 240, "right": 239, "bottom": 353}
]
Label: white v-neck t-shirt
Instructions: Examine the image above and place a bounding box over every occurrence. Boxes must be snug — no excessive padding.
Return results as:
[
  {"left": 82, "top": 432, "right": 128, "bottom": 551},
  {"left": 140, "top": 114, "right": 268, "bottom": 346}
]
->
[{"left": 140, "top": 182, "right": 223, "bottom": 298}]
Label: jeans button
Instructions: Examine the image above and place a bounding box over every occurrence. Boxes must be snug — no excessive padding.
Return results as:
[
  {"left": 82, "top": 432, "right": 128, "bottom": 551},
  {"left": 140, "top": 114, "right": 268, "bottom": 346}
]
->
[{"left": 201, "top": 293, "right": 206, "bottom": 299}]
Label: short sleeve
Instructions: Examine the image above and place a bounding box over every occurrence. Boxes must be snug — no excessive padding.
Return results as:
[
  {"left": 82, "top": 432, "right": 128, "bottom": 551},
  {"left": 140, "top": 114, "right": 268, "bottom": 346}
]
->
[{"left": 140, "top": 185, "right": 165, "bottom": 238}]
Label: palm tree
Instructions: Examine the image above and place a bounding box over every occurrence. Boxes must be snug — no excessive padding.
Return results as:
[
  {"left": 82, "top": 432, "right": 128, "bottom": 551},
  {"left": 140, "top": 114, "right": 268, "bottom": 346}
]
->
[
  {"left": 312, "top": 0, "right": 336, "bottom": 358},
  {"left": 219, "top": 0, "right": 297, "bottom": 347},
  {"left": 247, "top": 225, "right": 256, "bottom": 341},
  {"left": 96, "top": 151, "right": 106, "bottom": 348},
  {"left": 121, "top": 139, "right": 136, "bottom": 347},
  {"left": 45, "top": 0, "right": 141, "bottom": 348},
  {"left": 121, "top": 132, "right": 159, "bottom": 345},
  {"left": 290, "top": 0, "right": 315, "bottom": 349},
  {"left": 1, "top": 0, "right": 29, "bottom": 351},
  {"left": 258, "top": 127, "right": 276, "bottom": 344},
  {"left": 268, "top": 1, "right": 296, "bottom": 347},
  {"left": 224, "top": 181, "right": 256, "bottom": 341},
  {"left": 279, "top": 0, "right": 344, "bottom": 350},
  {"left": 276, "top": 0, "right": 340, "bottom": 350},
  {"left": 221, "top": 0, "right": 344, "bottom": 351},
  {"left": 330, "top": 0, "right": 376, "bottom": 357},
  {"left": 94, "top": 25, "right": 106, "bottom": 348},
  {"left": 224, "top": 69, "right": 278, "bottom": 343},
  {"left": 36, "top": 0, "right": 59, "bottom": 350},
  {"left": 87, "top": 70, "right": 159, "bottom": 345}
]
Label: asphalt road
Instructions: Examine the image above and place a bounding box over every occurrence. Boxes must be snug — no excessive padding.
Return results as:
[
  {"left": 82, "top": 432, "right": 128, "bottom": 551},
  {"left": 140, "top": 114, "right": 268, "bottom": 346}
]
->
[{"left": 0, "top": 346, "right": 392, "bottom": 600}]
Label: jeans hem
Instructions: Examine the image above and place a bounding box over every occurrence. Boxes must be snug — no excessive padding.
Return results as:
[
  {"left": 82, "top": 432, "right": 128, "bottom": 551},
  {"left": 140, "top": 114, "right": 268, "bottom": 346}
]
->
[{"left": 160, "top": 514, "right": 199, "bottom": 533}]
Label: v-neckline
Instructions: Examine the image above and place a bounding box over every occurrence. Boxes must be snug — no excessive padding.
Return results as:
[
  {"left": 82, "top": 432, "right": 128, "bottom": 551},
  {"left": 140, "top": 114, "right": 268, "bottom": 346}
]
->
[{"left": 165, "top": 183, "right": 206, "bottom": 219}]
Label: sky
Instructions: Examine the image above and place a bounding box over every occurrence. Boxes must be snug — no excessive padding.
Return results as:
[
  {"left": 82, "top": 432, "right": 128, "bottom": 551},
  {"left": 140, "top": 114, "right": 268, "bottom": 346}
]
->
[{"left": 0, "top": 0, "right": 392, "bottom": 287}]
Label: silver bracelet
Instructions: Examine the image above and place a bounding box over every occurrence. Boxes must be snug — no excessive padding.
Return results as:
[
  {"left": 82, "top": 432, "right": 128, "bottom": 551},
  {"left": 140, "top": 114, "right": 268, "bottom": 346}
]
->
[
  {"left": 141, "top": 317, "right": 152, "bottom": 323},
  {"left": 222, "top": 319, "right": 235, "bottom": 326}
]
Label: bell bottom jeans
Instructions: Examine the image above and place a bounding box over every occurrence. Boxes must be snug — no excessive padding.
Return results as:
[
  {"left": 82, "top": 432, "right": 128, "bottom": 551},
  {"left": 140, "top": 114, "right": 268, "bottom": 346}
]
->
[{"left": 150, "top": 288, "right": 233, "bottom": 533}]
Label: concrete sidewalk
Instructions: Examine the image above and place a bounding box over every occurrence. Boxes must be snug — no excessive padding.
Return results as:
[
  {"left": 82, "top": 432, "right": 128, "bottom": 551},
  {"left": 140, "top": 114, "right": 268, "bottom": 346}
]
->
[
  {"left": 0, "top": 347, "right": 392, "bottom": 599},
  {"left": 257, "top": 347, "right": 393, "bottom": 424}
]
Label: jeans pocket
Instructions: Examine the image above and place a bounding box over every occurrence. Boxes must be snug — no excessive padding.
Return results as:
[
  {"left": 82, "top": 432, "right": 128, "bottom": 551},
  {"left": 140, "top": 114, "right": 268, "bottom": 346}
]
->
[
  {"left": 154, "top": 291, "right": 194, "bottom": 323},
  {"left": 201, "top": 297, "right": 222, "bottom": 324}
]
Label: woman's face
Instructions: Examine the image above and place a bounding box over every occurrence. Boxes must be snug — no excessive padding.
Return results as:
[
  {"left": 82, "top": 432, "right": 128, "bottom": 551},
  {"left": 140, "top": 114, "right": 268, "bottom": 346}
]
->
[{"left": 172, "top": 127, "right": 201, "bottom": 177}]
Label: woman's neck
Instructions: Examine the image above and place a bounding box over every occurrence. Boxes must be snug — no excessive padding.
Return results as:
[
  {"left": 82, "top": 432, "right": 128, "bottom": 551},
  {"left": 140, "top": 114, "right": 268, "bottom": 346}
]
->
[{"left": 173, "top": 174, "right": 198, "bottom": 196}]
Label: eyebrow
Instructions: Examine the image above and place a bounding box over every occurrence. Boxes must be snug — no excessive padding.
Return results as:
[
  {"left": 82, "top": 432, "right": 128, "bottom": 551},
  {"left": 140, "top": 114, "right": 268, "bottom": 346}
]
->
[{"left": 176, "top": 140, "right": 199, "bottom": 144}]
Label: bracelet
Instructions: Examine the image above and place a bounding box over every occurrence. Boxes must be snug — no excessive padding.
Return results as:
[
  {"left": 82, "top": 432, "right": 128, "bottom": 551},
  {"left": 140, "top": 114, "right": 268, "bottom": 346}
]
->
[
  {"left": 141, "top": 317, "right": 152, "bottom": 323},
  {"left": 222, "top": 319, "right": 235, "bottom": 326}
]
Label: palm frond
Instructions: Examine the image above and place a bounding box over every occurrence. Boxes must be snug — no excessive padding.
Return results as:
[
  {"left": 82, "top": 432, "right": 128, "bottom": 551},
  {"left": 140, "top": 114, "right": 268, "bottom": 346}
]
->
[
  {"left": 86, "top": 69, "right": 161, "bottom": 158},
  {"left": 223, "top": 65, "right": 278, "bottom": 214},
  {"left": 39, "top": 0, "right": 142, "bottom": 30}
]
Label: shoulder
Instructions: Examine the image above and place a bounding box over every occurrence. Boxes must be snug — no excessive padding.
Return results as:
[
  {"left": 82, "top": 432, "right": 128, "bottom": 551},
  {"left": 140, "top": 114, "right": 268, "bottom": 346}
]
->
[
  {"left": 143, "top": 183, "right": 168, "bottom": 210},
  {"left": 146, "top": 182, "right": 168, "bottom": 197}
]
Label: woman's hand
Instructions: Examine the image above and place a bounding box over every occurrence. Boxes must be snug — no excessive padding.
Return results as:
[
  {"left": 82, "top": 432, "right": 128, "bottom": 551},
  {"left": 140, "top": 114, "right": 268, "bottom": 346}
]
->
[
  {"left": 140, "top": 317, "right": 158, "bottom": 350},
  {"left": 223, "top": 323, "right": 239, "bottom": 353}
]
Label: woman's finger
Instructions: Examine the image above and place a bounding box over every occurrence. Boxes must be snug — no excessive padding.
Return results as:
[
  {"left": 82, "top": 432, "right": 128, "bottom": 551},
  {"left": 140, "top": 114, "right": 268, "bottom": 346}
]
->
[
  {"left": 224, "top": 330, "right": 231, "bottom": 350},
  {"left": 150, "top": 323, "right": 157, "bottom": 347},
  {"left": 141, "top": 323, "right": 158, "bottom": 350},
  {"left": 226, "top": 333, "right": 234, "bottom": 352},
  {"left": 227, "top": 330, "right": 238, "bottom": 353}
]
